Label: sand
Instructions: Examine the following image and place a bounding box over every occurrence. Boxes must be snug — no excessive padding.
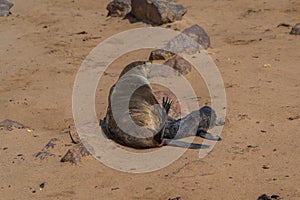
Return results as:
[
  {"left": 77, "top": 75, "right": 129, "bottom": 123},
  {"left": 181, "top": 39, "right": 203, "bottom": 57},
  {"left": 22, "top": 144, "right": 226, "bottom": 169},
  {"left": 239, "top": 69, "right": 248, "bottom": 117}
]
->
[{"left": 0, "top": 0, "right": 299, "bottom": 199}]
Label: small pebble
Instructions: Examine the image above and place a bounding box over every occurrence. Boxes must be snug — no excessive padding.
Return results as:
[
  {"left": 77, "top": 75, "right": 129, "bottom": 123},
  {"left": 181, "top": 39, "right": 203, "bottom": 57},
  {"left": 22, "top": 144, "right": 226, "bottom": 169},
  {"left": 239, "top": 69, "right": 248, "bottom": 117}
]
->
[
  {"left": 290, "top": 23, "right": 300, "bottom": 35},
  {"left": 271, "top": 194, "right": 280, "bottom": 199},
  {"left": 168, "top": 197, "right": 181, "bottom": 200},
  {"left": 262, "top": 165, "right": 270, "bottom": 169},
  {"left": 287, "top": 115, "right": 299, "bottom": 120},
  {"left": 39, "top": 182, "right": 45, "bottom": 190},
  {"left": 257, "top": 194, "right": 271, "bottom": 200},
  {"left": 76, "top": 31, "right": 88, "bottom": 35},
  {"left": 111, "top": 187, "right": 119, "bottom": 191},
  {"left": 263, "top": 64, "right": 271, "bottom": 68}
]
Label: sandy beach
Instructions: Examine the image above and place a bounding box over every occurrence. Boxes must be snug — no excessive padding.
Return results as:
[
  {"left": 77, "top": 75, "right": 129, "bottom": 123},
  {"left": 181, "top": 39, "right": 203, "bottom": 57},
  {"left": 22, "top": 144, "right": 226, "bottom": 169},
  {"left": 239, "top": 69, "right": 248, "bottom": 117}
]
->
[{"left": 1, "top": 0, "right": 299, "bottom": 199}]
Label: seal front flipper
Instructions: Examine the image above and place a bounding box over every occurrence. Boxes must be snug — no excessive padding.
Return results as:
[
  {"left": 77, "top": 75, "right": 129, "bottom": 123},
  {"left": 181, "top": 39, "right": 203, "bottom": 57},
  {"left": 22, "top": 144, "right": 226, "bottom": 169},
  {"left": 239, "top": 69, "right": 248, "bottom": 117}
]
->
[
  {"left": 157, "top": 97, "right": 173, "bottom": 143},
  {"left": 161, "top": 139, "right": 210, "bottom": 149},
  {"left": 197, "top": 130, "right": 221, "bottom": 141},
  {"left": 162, "top": 97, "right": 172, "bottom": 114}
]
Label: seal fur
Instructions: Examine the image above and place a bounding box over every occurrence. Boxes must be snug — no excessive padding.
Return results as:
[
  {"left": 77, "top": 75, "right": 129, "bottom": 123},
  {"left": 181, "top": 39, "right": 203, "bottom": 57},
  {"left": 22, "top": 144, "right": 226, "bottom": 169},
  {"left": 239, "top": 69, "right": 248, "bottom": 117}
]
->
[
  {"left": 102, "top": 61, "right": 221, "bottom": 149},
  {"left": 104, "top": 61, "right": 170, "bottom": 148}
]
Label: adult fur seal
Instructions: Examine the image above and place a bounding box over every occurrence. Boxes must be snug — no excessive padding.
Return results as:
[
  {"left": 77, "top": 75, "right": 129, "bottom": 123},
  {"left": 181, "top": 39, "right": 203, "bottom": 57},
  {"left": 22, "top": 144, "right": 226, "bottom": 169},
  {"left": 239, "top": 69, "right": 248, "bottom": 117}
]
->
[{"left": 102, "top": 61, "right": 221, "bottom": 149}]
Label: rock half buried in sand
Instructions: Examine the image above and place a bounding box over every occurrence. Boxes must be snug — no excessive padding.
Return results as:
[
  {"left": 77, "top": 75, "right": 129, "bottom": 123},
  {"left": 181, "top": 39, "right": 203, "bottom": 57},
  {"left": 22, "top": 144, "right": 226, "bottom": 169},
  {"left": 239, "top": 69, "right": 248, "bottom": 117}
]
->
[
  {"left": 0, "top": 119, "right": 28, "bottom": 131},
  {"left": 0, "top": 0, "right": 13, "bottom": 17},
  {"left": 182, "top": 24, "right": 211, "bottom": 49},
  {"left": 257, "top": 194, "right": 271, "bottom": 200},
  {"left": 165, "top": 32, "right": 201, "bottom": 54},
  {"left": 149, "top": 24, "right": 210, "bottom": 62},
  {"left": 165, "top": 24, "right": 210, "bottom": 54},
  {"left": 60, "top": 125, "right": 92, "bottom": 164},
  {"left": 163, "top": 55, "right": 192, "bottom": 75},
  {"left": 106, "top": 0, "right": 131, "bottom": 17},
  {"left": 257, "top": 194, "right": 280, "bottom": 200},
  {"left": 149, "top": 49, "right": 175, "bottom": 61},
  {"left": 60, "top": 143, "right": 90, "bottom": 163},
  {"left": 290, "top": 23, "right": 300, "bottom": 35},
  {"left": 33, "top": 138, "right": 58, "bottom": 160},
  {"left": 131, "top": 0, "right": 187, "bottom": 25},
  {"left": 148, "top": 24, "right": 211, "bottom": 76}
]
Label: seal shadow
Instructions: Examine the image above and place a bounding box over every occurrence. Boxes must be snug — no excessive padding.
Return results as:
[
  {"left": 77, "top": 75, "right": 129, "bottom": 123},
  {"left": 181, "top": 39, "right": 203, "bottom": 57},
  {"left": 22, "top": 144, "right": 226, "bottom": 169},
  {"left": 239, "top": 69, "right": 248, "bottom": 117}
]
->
[{"left": 164, "top": 139, "right": 210, "bottom": 149}]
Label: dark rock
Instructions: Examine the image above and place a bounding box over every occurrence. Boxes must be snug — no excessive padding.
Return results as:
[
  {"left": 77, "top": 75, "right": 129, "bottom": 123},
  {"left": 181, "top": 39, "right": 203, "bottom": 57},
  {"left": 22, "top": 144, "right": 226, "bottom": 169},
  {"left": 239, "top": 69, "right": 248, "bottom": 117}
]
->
[
  {"left": 164, "top": 55, "right": 192, "bottom": 75},
  {"left": 182, "top": 24, "right": 211, "bottom": 49},
  {"left": 60, "top": 124, "right": 95, "bottom": 163},
  {"left": 107, "top": 0, "right": 131, "bottom": 17},
  {"left": 0, "top": 0, "right": 13, "bottom": 17},
  {"left": 60, "top": 143, "right": 90, "bottom": 164},
  {"left": 33, "top": 138, "right": 58, "bottom": 160},
  {"left": 168, "top": 197, "right": 181, "bottom": 200},
  {"left": 277, "top": 23, "right": 291, "bottom": 28},
  {"left": 33, "top": 150, "right": 55, "bottom": 160},
  {"left": 131, "top": 0, "right": 186, "bottom": 25},
  {"left": 270, "top": 194, "right": 280, "bottom": 199},
  {"left": 290, "top": 23, "right": 300, "bottom": 35},
  {"left": 75, "top": 31, "right": 88, "bottom": 35},
  {"left": 44, "top": 138, "right": 58, "bottom": 149},
  {"left": 39, "top": 182, "right": 45, "bottom": 189},
  {"left": 257, "top": 194, "right": 280, "bottom": 200},
  {"left": 287, "top": 115, "right": 299, "bottom": 120},
  {"left": 149, "top": 49, "right": 175, "bottom": 61},
  {"left": 262, "top": 165, "right": 270, "bottom": 169}
]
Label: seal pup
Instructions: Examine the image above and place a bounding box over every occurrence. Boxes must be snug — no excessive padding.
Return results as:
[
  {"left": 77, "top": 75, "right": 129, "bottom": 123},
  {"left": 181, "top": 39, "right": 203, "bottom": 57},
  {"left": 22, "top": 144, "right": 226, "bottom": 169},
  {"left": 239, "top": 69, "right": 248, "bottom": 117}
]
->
[{"left": 164, "top": 106, "right": 221, "bottom": 141}]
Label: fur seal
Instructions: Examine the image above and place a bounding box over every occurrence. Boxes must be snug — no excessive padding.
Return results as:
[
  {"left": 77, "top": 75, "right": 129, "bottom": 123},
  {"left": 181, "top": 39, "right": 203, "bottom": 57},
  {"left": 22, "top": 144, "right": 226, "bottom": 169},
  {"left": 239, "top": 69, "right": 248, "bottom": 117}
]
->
[{"left": 101, "top": 61, "right": 221, "bottom": 149}]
